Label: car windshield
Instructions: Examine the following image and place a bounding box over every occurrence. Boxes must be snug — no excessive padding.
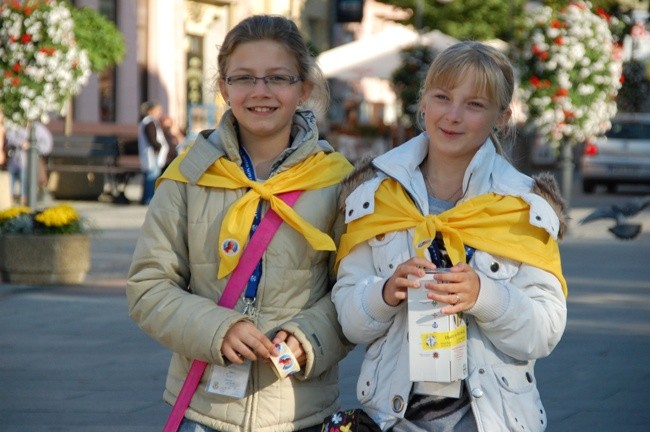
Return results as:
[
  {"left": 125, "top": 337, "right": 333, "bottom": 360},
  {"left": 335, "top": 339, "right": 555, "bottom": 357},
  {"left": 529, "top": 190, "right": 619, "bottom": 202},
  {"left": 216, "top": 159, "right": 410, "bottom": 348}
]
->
[{"left": 606, "top": 122, "right": 650, "bottom": 139}]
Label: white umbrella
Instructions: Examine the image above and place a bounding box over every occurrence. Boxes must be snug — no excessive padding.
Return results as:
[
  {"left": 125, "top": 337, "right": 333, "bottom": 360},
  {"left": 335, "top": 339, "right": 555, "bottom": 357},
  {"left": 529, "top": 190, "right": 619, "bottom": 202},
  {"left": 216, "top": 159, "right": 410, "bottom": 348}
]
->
[{"left": 317, "top": 26, "right": 458, "bottom": 81}]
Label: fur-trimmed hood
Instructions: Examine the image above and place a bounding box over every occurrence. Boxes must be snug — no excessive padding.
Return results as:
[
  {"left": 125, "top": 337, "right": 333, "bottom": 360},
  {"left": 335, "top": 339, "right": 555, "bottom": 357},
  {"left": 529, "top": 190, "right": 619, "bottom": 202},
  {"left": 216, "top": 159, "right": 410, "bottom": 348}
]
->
[{"left": 338, "top": 146, "right": 568, "bottom": 239}]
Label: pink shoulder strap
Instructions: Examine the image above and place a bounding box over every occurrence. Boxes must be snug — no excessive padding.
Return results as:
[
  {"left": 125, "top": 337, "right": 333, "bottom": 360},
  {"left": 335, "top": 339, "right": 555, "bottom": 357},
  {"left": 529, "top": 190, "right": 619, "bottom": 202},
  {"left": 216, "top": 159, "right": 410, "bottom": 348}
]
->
[{"left": 163, "top": 190, "right": 302, "bottom": 432}]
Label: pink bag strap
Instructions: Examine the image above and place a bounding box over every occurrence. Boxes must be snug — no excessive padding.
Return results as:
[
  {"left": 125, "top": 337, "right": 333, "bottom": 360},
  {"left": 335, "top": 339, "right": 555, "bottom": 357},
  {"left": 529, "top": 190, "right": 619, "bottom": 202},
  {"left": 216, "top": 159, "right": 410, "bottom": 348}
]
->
[{"left": 163, "top": 190, "right": 303, "bottom": 432}]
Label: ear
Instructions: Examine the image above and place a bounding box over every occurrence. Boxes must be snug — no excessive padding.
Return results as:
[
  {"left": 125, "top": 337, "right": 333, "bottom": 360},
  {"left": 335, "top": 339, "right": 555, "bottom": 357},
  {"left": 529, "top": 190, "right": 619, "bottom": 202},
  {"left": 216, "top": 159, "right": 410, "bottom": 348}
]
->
[
  {"left": 496, "top": 107, "right": 512, "bottom": 129},
  {"left": 300, "top": 80, "right": 314, "bottom": 104},
  {"left": 218, "top": 78, "right": 229, "bottom": 104}
]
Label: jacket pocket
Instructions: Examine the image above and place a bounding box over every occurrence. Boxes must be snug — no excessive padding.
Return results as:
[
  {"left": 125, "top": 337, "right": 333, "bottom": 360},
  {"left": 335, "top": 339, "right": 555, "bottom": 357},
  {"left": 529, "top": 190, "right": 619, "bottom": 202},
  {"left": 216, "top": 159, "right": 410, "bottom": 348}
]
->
[
  {"left": 368, "top": 232, "right": 409, "bottom": 279},
  {"left": 492, "top": 363, "right": 547, "bottom": 431},
  {"left": 356, "top": 337, "right": 386, "bottom": 404},
  {"left": 473, "top": 251, "right": 520, "bottom": 281}
]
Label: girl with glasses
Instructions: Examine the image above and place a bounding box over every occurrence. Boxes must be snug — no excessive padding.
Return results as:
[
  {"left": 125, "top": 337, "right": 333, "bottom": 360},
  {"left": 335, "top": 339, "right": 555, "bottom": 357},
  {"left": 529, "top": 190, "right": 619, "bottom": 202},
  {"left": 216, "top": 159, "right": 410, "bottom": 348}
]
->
[{"left": 127, "top": 14, "right": 354, "bottom": 432}]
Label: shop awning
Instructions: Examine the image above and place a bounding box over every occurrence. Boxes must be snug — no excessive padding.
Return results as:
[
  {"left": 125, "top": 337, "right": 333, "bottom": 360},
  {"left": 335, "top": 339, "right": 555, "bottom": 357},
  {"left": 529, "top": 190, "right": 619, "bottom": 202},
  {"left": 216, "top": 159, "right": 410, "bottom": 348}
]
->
[{"left": 317, "top": 26, "right": 458, "bottom": 81}]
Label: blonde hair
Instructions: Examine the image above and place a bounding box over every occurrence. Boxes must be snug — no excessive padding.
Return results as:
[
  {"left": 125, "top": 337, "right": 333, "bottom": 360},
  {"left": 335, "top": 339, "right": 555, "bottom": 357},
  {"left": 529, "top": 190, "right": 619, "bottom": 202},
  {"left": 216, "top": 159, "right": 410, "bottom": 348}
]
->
[
  {"left": 418, "top": 41, "right": 515, "bottom": 155},
  {"left": 217, "top": 15, "right": 329, "bottom": 116}
]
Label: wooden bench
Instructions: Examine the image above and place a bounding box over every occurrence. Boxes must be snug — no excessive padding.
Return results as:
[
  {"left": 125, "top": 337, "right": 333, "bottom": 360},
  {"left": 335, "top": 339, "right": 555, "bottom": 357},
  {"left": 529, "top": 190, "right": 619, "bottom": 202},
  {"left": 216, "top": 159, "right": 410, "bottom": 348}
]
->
[{"left": 47, "top": 135, "right": 142, "bottom": 203}]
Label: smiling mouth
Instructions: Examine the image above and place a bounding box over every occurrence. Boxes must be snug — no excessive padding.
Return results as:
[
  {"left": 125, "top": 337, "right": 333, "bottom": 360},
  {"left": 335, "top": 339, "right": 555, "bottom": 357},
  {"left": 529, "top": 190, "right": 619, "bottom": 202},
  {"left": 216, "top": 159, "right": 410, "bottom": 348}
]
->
[
  {"left": 440, "top": 127, "right": 461, "bottom": 135},
  {"left": 248, "top": 107, "right": 277, "bottom": 113}
]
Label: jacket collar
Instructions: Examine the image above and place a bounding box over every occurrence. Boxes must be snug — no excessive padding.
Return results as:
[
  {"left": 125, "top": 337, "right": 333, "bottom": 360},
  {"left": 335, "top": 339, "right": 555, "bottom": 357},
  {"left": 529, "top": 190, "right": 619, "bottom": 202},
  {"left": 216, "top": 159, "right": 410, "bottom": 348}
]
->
[
  {"left": 347, "top": 133, "right": 561, "bottom": 239},
  {"left": 178, "top": 109, "right": 330, "bottom": 184}
]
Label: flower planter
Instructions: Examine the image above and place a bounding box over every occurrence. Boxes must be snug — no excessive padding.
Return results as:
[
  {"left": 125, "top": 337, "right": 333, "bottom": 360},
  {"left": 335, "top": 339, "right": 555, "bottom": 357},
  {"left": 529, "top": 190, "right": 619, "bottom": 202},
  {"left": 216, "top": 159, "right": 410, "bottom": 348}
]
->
[{"left": 0, "top": 234, "right": 91, "bottom": 285}]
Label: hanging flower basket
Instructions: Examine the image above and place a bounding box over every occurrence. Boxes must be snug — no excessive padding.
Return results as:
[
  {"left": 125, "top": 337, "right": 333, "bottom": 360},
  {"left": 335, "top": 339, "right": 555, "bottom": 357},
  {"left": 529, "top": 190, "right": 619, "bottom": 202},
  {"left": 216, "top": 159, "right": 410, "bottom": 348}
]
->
[
  {"left": 513, "top": 1, "right": 623, "bottom": 149},
  {"left": 0, "top": 0, "right": 90, "bottom": 126}
]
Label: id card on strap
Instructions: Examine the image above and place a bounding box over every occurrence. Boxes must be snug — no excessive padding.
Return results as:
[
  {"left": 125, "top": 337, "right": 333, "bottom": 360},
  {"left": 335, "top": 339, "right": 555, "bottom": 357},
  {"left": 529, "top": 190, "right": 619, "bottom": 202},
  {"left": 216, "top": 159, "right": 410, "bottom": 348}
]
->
[{"left": 206, "top": 360, "right": 251, "bottom": 399}]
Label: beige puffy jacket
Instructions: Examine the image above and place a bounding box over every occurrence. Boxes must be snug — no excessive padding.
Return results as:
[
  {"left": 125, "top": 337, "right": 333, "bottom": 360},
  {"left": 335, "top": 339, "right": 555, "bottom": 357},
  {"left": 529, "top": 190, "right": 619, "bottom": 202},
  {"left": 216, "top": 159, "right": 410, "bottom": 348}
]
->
[{"left": 127, "top": 110, "right": 353, "bottom": 432}]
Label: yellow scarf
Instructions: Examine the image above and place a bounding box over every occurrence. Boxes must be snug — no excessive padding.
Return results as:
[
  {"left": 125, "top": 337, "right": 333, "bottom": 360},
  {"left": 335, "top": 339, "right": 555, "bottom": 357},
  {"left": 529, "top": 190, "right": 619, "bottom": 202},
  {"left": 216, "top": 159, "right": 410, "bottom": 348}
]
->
[
  {"left": 336, "top": 178, "right": 567, "bottom": 297},
  {"left": 160, "top": 151, "right": 353, "bottom": 278}
]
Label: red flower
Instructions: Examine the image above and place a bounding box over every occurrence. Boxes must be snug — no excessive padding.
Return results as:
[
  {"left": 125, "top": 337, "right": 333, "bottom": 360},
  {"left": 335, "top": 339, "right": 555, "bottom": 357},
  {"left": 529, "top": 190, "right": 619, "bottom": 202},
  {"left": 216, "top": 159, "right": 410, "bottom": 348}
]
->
[
  {"left": 554, "top": 36, "right": 564, "bottom": 45},
  {"left": 4, "top": 71, "right": 12, "bottom": 79},
  {"left": 21, "top": 34, "right": 32, "bottom": 44},
  {"left": 551, "top": 19, "right": 563, "bottom": 29},
  {"left": 530, "top": 76, "right": 541, "bottom": 88},
  {"left": 555, "top": 88, "right": 569, "bottom": 97},
  {"left": 12, "top": 63, "right": 21, "bottom": 73},
  {"left": 39, "top": 47, "right": 56, "bottom": 56},
  {"left": 531, "top": 45, "right": 549, "bottom": 61},
  {"left": 595, "top": 8, "right": 610, "bottom": 21},
  {"left": 11, "top": 77, "right": 20, "bottom": 86}
]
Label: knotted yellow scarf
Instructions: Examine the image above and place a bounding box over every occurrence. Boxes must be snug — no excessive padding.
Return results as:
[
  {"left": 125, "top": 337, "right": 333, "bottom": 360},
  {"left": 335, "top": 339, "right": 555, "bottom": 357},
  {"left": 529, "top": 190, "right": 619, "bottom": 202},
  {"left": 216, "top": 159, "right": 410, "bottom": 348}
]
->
[
  {"left": 160, "top": 151, "right": 353, "bottom": 278},
  {"left": 336, "top": 178, "right": 567, "bottom": 297}
]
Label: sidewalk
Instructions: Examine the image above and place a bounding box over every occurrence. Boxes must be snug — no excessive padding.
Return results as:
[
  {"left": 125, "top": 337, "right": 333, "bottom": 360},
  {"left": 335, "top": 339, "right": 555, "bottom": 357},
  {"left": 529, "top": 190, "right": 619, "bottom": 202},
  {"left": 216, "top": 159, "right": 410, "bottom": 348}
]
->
[{"left": 0, "top": 187, "right": 649, "bottom": 431}]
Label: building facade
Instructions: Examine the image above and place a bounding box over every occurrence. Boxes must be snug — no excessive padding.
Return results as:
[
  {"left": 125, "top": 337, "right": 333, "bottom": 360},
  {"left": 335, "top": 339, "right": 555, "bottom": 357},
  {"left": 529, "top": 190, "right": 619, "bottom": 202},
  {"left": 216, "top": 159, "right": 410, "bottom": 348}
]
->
[{"left": 52, "top": 0, "right": 332, "bottom": 137}]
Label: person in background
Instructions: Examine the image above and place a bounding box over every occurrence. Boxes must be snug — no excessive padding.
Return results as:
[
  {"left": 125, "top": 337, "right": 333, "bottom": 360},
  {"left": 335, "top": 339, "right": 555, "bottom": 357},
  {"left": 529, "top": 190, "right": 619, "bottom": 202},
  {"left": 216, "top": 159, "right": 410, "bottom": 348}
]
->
[
  {"left": 127, "top": 15, "right": 354, "bottom": 432},
  {"left": 160, "top": 114, "right": 186, "bottom": 170},
  {"left": 137, "top": 101, "right": 169, "bottom": 205},
  {"left": 332, "top": 41, "right": 568, "bottom": 431},
  {"left": 0, "top": 109, "right": 6, "bottom": 169},
  {"left": 0, "top": 109, "right": 8, "bottom": 209},
  {"left": 5, "top": 124, "right": 28, "bottom": 203},
  {"left": 5, "top": 121, "right": 52, "bottom": 204}
]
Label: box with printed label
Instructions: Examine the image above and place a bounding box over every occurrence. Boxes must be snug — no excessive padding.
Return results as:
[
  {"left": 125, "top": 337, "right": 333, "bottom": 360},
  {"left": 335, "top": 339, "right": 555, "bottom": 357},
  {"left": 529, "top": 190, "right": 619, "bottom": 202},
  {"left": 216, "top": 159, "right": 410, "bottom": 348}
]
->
[{"left": 407, "top": 270, "right": 468, "bottom": 383}]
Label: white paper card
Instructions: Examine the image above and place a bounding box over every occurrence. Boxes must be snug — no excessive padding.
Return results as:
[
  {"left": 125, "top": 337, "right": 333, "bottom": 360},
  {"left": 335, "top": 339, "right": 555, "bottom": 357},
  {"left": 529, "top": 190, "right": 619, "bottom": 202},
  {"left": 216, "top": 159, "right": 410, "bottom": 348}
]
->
[
  {"left": 407, "top": 272, "right": 468, "bottom": 384},
  {"left": 206, "top": 360, "right": 251, "bottom": 399}
]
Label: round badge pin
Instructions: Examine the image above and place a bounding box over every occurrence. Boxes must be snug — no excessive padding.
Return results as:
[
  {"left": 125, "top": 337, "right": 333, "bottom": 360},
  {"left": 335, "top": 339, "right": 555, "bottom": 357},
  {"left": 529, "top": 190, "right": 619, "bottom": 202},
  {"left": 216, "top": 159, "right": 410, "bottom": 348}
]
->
[{"left": 221, "top": 239, "right": 240, "bottom": 256}]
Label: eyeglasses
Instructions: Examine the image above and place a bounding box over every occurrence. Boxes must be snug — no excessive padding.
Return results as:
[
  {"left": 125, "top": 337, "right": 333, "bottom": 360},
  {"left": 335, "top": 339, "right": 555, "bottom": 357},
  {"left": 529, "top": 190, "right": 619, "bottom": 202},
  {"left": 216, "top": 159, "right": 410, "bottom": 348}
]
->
[{"left": 224, "top": 74, "right": 302, "bottom": 89}]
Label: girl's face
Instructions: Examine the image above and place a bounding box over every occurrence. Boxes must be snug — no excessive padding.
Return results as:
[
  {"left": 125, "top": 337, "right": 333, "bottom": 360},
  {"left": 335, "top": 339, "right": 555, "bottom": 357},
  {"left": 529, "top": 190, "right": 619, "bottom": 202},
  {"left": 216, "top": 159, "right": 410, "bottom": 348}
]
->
[
  {"left": 421, "top": 70, "right": 509, "bottom": 163},
  {"left": 219, "top": 40, "right": 313, "bottom": 146}
]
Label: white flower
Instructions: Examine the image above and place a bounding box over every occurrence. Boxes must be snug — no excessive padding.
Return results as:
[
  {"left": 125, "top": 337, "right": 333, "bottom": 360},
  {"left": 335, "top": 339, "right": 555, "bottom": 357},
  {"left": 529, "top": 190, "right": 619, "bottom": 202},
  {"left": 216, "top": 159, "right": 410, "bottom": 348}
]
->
[
  {"left": 0, "top": 0, "right": 90, "bottom": 127},
  {"left": 514, "top": 1, "right": 622, "bottom": 148}
]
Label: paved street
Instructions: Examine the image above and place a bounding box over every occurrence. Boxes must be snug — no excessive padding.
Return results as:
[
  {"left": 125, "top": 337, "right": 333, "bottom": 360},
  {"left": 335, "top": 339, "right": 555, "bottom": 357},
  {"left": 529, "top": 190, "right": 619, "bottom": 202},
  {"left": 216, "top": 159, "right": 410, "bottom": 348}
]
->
[{"left": 1, "top": 182, "right": 649, "bottom": 431}]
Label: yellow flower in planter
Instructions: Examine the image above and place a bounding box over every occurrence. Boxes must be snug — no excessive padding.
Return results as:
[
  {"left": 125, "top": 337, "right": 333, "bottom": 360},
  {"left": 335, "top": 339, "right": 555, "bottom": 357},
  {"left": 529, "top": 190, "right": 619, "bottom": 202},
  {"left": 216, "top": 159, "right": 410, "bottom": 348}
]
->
[
  {"left": 0, "top": 204, "right": 88, "bottom": 235},
  {"left": 0, "top": 206, "right": 31, "bottom": 222},
  {"left": 0, "top": 204, "right": 93, "bottom": 284}
]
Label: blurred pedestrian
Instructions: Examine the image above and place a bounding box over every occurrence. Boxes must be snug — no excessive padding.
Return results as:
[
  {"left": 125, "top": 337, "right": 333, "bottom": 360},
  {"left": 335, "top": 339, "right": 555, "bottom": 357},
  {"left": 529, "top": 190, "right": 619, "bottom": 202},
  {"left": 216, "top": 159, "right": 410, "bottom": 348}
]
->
[
  {"left": 0, "top": 109, "right": 5, "bottom": 169},
  {"left": 137, "top": 101, "right": 169, "bottom": 205},
  {"left": 0, "top": 109, "right": 9, "bottom": 209},
  {"left": 160, "top": 114, "right": 186, "bottom": 170},
  {"left": 4, "top": 121, "right": 52, "bottom": 204}
]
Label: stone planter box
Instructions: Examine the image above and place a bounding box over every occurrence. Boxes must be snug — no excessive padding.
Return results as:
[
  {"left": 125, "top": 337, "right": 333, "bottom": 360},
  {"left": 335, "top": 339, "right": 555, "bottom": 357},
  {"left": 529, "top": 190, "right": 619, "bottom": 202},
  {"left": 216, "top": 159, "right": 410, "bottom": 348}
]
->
[{"left": 0, "top": 234, "right": 91, "bottom": 284}]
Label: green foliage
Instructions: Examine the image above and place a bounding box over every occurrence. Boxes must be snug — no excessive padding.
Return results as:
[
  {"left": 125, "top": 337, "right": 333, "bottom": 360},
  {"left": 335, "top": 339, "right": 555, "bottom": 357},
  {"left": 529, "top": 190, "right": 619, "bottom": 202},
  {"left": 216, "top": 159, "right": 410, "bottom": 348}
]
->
[
  {"left": 390, "top": 45, "right": 435, "bottom": 127},
  {"left": 376, "top": 0, "right": 527, "bottom": 41},
  {"left": 66, "top": 4, "right": 126, "bottom": 73}
]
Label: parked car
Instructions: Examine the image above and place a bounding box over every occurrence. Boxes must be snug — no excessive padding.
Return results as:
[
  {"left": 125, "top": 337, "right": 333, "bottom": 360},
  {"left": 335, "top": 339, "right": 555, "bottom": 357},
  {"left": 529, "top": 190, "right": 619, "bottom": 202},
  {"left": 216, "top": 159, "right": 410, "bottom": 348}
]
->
[{"left": 580, "top": 113, "right": 650, "bottom": 193}]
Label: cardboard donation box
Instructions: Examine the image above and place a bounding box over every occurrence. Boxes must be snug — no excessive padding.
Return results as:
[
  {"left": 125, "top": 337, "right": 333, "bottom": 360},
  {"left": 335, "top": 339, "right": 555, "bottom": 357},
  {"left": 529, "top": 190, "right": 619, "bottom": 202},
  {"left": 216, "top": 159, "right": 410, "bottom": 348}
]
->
[{"left": 407, "top": 270, "right": 468, "bottom": 383}]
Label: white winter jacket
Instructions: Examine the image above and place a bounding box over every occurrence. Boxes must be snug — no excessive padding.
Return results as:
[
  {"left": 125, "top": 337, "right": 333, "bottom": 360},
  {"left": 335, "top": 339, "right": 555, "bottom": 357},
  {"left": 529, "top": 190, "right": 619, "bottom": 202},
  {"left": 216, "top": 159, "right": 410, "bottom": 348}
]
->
[{"left": 332, "top": 134, "right": 567, "bottom": 431}]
